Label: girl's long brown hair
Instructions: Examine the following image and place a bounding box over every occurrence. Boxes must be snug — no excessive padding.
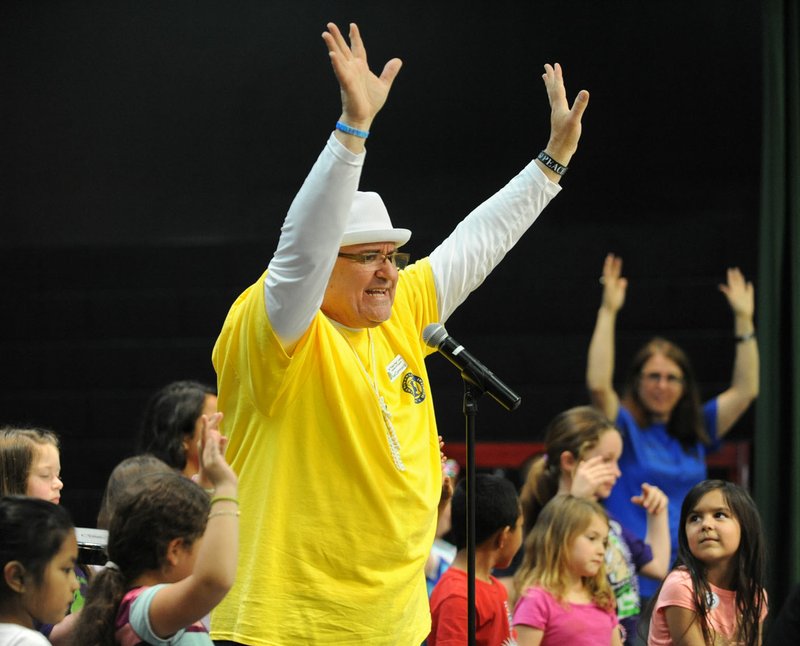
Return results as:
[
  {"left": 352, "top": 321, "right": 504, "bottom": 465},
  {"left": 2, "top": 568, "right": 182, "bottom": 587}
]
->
[{"left": 622, "top": 337, "right": 707, "bottom": 450}]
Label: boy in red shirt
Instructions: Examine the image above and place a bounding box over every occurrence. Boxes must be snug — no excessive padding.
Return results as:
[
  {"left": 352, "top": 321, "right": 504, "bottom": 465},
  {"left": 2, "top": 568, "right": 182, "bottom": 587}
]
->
[{"left": 428, "top": 474, "right": 523, "bottom": 645}]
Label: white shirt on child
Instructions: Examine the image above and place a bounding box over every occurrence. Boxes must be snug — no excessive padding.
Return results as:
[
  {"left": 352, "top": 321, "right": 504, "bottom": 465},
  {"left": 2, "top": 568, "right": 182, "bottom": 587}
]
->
[{"left": 0, "top": 623, "right": 51, "bottom": 645}]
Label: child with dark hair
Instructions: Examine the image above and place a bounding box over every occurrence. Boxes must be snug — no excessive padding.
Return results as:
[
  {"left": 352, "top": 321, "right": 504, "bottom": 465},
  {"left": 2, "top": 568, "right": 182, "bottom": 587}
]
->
[
  {"left": 428, "top": 473, "right": 523, "bottom": 646},
  {"left": 96, "top": 454, "right": 174, "bottom": 530},
  {"left": 646, "top": 479, "right": 767, "bottom": 645},
  {"left": 136, "top": 380, "right": 217, "bottom": 481},
  {"left": 0, "top": 497, "right": 79, "bottom": 645},
  {"left": 33, "top": 456, "right": 181, "bottom": 645},
  {"left": 74, "top": 413, "right": 237, "bottom": 645}
]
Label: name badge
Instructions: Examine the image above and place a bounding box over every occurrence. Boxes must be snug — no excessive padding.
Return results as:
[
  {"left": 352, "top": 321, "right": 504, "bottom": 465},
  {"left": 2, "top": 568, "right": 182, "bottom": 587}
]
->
[{"left": 386, "top": 354, "right": 408, "bottom": 382}]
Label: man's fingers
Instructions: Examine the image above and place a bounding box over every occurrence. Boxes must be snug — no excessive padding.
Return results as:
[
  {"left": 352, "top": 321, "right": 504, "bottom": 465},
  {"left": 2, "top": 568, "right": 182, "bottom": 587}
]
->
[
  {"left": 327, "top": 23, "right": 349, "bottom": 55},
  {"left": 323, "top": 23, "right": 351, "bottom": 59},
  {"left": 348, "top": 23, "right": 366, "bottom": 59},
  {"left": 571, "top": 89, "right": 590, "bottom": 119},
  {"left": 380, "top": 58, "right": 403, "bottom": 84},
  {"left": 542, "top": 63, "right": 566, "bottom": 106}
]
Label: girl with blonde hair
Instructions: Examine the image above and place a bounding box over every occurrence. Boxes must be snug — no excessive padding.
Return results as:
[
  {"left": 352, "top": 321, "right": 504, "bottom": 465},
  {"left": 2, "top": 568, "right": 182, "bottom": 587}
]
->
[{"left": 513, "top": 495, "right": 623, "bottom": 645}]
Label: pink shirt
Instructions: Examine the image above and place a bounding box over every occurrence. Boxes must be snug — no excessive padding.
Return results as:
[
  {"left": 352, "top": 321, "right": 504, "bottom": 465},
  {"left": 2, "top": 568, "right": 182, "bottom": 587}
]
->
[
  {"left": 513, "top": 586, "right": 619, "bottom": 645},
  {"left": 648, "top": 569, "right": 768, "bottom": 645}
]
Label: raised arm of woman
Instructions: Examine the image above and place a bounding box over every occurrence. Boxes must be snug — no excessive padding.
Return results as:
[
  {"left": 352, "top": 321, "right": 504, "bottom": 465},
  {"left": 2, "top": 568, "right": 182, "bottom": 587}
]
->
[
  {"left": 715, "top": 267, "right": 759, "bottom": 438},
  {"left": 586, "top": 253, "right": 626, "bottom": 421}
]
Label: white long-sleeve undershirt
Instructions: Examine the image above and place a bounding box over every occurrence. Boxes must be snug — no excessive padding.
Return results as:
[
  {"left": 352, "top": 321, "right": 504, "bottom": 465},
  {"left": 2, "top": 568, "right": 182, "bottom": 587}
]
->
[{"left": 264, "top": 134, "right": 561, "bottom": 346}]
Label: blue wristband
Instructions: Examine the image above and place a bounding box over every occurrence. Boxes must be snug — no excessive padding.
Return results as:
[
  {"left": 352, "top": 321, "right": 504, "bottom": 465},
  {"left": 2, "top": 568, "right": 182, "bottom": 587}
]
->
[{"left": 336, "top": 121, "right": 370, "bottom": 139}]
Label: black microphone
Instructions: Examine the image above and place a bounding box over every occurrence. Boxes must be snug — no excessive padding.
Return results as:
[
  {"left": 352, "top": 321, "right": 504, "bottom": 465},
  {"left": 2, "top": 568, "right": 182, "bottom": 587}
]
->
[{"left": 423, "top": 323, "right": 521, "bottom": 411}]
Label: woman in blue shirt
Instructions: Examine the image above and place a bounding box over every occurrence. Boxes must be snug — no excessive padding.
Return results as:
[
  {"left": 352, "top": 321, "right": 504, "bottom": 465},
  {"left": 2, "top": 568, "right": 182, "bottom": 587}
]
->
[{"left": 585, "top": 253, "right": 758, "bottom": 598}]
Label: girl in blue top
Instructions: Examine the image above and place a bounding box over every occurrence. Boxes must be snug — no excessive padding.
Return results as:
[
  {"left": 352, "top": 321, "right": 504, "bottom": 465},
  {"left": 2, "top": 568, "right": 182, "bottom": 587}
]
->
[{"left": 586, "top": 253, "right": 758, "bottom": 597}]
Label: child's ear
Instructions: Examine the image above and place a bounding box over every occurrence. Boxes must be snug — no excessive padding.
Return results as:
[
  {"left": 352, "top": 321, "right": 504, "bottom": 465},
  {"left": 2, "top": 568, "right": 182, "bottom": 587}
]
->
[
  {"left": 494, "top": 526, "right": 511, "bottom": 550},
  {"left": 165, "top": 538, "right": 185, "bottom": 567},
  {"left": 3, "top": 561, "right": 27, "bottom": 593},
  {"left": 560, "top": 450, "right": 576, "bottom": 472}
]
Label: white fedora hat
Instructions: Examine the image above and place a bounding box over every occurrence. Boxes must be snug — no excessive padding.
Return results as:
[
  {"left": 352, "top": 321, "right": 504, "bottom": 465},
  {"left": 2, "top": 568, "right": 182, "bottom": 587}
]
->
[{"left": 340, "top": 191, "right": 412, "bottom": 248}]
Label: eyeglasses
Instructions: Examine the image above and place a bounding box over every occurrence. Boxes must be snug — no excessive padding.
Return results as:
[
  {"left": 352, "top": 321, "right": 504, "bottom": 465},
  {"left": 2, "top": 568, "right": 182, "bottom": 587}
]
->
[
  {"left": 641, "top": 372, "right": 684, "bottom": 386},
  {"left": 337, "top": 251, "right": 411, "bottom": 270}
]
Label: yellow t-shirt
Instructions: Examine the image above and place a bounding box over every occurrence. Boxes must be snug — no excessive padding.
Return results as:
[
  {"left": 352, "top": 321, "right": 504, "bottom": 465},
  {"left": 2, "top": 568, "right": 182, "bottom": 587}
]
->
[{"left": 210, "top": 259, "right": 442, "bottom": 645}]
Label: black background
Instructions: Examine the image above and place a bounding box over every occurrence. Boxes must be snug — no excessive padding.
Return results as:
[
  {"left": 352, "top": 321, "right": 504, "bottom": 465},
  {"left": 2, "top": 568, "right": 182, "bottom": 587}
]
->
[{"left": 0, "top": 1, "right": 761, "bottom": 526}]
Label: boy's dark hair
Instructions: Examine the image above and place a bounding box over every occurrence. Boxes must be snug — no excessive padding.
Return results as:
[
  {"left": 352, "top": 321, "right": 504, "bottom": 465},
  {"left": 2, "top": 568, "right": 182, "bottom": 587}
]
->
[
  {"left": 0, "top": 496, "right": 74, "bottom": 593},
  {"left": 450, "top": 473, "right": 520, "bottom": 550}
]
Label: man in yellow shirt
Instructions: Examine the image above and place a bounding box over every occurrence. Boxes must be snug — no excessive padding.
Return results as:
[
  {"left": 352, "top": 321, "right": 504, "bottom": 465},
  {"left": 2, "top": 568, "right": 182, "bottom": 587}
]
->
[{"left": 211, "top": 22, "right": 589, "bottom": 646}]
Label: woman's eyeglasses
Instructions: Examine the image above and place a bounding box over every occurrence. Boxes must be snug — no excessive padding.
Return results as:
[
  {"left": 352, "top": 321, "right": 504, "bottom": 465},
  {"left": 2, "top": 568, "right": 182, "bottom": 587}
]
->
[{"left": 641, "top": 372, "right": 684, "bottom": 386}]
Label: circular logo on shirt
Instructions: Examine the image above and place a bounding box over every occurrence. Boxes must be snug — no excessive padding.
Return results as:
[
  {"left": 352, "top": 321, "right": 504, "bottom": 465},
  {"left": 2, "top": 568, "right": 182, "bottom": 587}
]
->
[
  {"left": 705, "top": 590, "right": 720, "bottom": 610},
  {"left": 402, "top": 373, "right": 425, "bottom": 403}
]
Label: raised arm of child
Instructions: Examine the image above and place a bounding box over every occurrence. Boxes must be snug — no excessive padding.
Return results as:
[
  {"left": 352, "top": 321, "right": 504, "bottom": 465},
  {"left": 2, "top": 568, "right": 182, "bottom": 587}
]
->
[
  {"left": 633, "top": 483, "right": 670, "bottom": 580},
  {"left": 146, "top": 412, "right": 239, "bottom": 637}
]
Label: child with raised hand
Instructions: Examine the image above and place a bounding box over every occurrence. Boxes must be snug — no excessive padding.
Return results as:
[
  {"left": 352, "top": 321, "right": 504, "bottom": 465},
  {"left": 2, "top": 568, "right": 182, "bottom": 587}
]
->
[
  {"left": 518, "top": 406, "right": 669, "bottom": 643},
  {"left": 513, "top": 495, "right": 623, "bottom": 645},
  {"left": 646, "top": 479, "right": 767, "bottom": 646},
  {"left": 74, "top": 413, "right": 238, "bottom": 645},
  {"left": 428, "top": 473, "right": 522, "bottom": 646},
  {"left": 425, "top": 440, "right": 458, "bottom": 597},
  {"left": 0, "top": 497, "right": 79, "bottom": 645}
]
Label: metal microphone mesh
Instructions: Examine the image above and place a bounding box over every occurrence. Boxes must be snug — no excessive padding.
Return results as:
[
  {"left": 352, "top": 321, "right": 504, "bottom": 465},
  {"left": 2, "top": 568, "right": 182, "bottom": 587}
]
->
[{"left": 422, "top": 323, "right": 448, "bottom": 348}]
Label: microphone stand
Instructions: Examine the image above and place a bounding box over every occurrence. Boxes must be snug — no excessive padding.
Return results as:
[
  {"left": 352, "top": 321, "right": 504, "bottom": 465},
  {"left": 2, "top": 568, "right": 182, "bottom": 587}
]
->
[
  {"left": 424, "top": 323, "right": 520, "bottom": 645},
  {"left": 463, "top": 379, "right": 481, "bottom": 646}
]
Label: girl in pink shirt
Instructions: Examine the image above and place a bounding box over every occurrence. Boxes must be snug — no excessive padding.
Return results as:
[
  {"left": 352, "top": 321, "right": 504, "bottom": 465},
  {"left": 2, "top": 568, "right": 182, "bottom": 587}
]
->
[
  {"left": 647, "top": 479, "right": 767, "bottom": 645},
  {"left": 512, "top": 495, "right": 623, "bottom": 645}
]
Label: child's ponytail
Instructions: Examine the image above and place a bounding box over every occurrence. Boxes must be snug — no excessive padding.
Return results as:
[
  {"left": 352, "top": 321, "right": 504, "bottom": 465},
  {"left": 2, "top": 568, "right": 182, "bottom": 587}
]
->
[
  {"left": 519, "top": 455, "right": 559, "bottom": 536},
  {"left": 74, "top": 471, "right": 210, "bottom": 644},
  {"left": 520, "top": 406, "right": 616, "bottom": 535},
  {"left": 72, "top": 566, "right": 129, "bottom": 644}
]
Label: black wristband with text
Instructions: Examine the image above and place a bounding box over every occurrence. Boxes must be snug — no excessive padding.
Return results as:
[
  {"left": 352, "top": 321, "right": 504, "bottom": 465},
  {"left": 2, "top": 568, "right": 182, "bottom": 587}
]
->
[{"left": 536, "top": 150, "right": 568, "bottom": 176}]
